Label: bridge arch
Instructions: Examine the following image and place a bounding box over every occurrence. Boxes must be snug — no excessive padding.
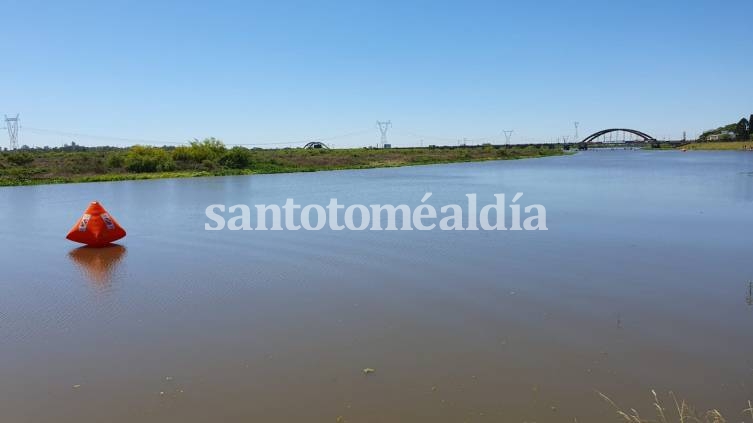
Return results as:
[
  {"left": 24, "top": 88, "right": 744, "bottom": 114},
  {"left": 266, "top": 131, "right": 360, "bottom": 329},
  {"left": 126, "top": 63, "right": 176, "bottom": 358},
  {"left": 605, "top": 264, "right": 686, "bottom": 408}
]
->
[
  {"left": 580, "top": 128, "right": 656, "bottom": 144},
  {"left": 303, "top": 141, "right": 329, "bottom": 149}
]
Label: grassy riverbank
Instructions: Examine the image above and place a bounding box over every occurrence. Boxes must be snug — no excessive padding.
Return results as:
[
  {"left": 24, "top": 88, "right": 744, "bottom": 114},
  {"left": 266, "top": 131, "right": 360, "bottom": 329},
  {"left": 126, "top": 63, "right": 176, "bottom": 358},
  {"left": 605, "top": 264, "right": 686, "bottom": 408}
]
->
[
  {"left": 0, "top": 140, "right": 564, "bottom": 186},
  {"left": 679, "top": 141, "right": 753, "bottom": 151}
]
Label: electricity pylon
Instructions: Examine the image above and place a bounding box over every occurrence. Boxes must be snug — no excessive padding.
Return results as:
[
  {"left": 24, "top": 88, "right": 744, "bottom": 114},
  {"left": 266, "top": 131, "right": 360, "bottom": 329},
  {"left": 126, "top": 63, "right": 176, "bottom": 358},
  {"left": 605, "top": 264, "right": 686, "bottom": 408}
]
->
[
  {"left": 502, "top": 130, "right": 513, "bottom": 146},
  {"left": 574, "top": 121, "right": 579, "bottom": 143},
  {"left": 376, "top": 120, "right": 391, "bottom": 148},
  {"left": 4, "top": 114, "right": 19, "bottom": 149}
]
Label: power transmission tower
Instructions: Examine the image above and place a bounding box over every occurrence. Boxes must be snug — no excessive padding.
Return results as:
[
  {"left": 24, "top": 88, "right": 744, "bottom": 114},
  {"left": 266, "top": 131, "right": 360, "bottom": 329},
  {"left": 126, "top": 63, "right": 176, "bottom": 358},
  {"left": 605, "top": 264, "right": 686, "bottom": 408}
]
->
[
  {"left": 574, "top": 121, "right": 579, "bottom": 143},
  {"left": 376, "top": 120, "right": 391, "bottom": 148},
  {"left": 502, "top": 130, "right": 513, "bottom": 146},
  {"left": 4, "top": 114, "right": 19, "bottom": 150}
]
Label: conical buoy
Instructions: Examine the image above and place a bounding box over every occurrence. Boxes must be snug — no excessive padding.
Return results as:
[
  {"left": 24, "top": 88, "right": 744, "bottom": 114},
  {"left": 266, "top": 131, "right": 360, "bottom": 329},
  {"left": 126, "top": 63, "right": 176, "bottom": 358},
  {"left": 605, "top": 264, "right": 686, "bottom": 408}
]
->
[{"left": 66, "top": 201, "right": 126, "bottom": 247}]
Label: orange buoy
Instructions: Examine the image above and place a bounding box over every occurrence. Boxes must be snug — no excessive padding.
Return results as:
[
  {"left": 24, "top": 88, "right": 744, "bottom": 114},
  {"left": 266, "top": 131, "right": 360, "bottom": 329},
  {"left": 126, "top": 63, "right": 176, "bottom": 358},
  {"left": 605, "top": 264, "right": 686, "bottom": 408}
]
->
[{"left": 66, "top": 201, "right": 126, "bottom": 247}]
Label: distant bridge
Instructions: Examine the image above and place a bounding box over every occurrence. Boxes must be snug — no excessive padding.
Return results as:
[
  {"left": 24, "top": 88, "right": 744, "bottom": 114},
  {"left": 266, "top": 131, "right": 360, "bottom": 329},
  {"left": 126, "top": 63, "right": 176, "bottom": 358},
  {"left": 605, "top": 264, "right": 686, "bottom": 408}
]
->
[
  {"left": 303, "top": 141, "right": 329, "bottom": 149},
  {"left": 580, "top": 128, "right": 656, "bottom": 144},
  {"left": 573, "top": 128, "right": 689, "bottom": 150}
]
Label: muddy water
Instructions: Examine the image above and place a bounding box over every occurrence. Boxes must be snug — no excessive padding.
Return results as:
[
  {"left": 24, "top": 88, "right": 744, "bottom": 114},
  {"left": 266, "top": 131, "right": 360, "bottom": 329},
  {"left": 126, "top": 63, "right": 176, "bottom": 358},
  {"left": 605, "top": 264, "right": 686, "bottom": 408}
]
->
[{"left": 1, "top": 150, "right": 753, "bottom": 422}]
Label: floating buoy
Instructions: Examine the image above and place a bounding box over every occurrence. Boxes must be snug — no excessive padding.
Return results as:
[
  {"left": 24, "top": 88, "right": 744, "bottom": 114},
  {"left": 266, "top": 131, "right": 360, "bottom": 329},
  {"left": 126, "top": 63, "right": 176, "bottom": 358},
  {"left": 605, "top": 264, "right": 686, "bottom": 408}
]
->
[{"left": 66, "top": 201, "right": 126, "bottom": 247}]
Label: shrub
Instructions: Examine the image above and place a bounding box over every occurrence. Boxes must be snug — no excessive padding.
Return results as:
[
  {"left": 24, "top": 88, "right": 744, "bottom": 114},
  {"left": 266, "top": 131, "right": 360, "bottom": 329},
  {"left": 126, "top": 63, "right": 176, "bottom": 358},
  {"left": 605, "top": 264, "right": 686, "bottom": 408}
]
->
[
  {"left": 200, "top": 159, "right": 218, "bottom": 171},
  {"left": 171, "top": 138, "right": 226, "bottom": 165},
  {"left": 188, "top": 137, "right": 226, "bottom": 162},
  {"left": 124, "top": 146, "right": 174, "bottom": 172},
  {"left": 172, "top": 146, "right": 193, "bottom": 162},
  {"left": 105, "top": 152, "right": 126, "bottom": 169},
  {"left": 6, "top": 152, "right": 34, "bottom": 166},
  {"left": 64, "top": 153, "right": 106, "bottom": 173},
  {"left": 220, "top": 146, "right": 252, "bottom": 169}
]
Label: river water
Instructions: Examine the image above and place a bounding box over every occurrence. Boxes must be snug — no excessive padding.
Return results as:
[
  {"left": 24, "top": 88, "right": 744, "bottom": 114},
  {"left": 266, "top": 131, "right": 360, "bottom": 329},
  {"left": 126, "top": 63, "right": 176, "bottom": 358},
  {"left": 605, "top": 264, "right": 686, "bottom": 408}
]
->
[{"left": 1, "top": 150, "right": 752, "bottom": 422}]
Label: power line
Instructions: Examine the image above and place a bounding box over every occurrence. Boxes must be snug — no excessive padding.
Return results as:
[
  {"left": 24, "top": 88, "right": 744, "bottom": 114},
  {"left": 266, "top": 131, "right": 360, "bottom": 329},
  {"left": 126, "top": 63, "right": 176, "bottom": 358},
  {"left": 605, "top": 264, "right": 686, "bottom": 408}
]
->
[
  {"left": 317, "top": 128, "right": 373, "bottom": 142},
  {"left": 23, "top": 126, "right": 185, "bottom": 145},
  {"left": 22, "top": 126, "right": 374, "bottom": 148},
  {"left": 398, "top": 129, "right": 457, "bottom": 142},
  {"left": 209, "top": 128, "right": 374, "bottom": 147},
  {"left": 398, "top": 129, "right": 499, "bottom": 144}
]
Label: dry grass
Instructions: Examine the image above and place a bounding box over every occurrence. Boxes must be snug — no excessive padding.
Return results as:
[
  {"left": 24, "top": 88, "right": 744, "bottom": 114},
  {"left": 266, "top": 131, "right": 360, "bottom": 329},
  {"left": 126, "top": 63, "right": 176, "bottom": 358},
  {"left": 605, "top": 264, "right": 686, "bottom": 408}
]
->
[
  {"left": 598, "top": 390, "right": 753, "bottom": 423},
  {"left": 680, "top": 141, "right": 753, "bottom": 151}
]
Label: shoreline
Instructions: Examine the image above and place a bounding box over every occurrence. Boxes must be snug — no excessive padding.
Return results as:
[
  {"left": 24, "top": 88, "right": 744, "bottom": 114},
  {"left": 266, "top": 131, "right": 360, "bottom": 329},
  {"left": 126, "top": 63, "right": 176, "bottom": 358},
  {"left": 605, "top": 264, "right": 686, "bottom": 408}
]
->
[
  {"left": 679, "top": 141, "right": 753, "bottom": 151},
  {"left": 0, "top": 146, "right": 565, "bottom": 187}
]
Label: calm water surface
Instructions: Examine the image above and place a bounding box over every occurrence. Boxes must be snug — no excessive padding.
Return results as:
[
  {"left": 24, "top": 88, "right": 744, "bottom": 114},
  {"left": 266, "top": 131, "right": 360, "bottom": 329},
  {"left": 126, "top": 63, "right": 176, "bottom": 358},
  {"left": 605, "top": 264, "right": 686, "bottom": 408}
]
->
[{"left": 1, "top": 150, "right": 753, "bottom": 422}]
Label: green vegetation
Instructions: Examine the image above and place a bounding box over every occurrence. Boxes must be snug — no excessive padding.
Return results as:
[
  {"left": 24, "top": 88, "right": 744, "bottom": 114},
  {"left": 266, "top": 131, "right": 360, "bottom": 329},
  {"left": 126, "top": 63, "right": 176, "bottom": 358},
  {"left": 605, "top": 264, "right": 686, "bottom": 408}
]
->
[
  {"left": 682, "top": 112, "right": 753, "bottom": 150},
  {"left": 698, "top": 113, "right": 752, "bottom": 142},
  {"left": 0, "top": 139, "right": 564, "bottom": 186}
]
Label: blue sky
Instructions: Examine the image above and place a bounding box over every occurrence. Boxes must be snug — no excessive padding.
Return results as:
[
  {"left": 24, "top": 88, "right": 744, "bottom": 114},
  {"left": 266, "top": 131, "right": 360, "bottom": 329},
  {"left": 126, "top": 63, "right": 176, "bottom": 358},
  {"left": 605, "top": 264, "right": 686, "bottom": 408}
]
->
[{"left": 2, "top": 0, "right": 752, "bottom": 148}]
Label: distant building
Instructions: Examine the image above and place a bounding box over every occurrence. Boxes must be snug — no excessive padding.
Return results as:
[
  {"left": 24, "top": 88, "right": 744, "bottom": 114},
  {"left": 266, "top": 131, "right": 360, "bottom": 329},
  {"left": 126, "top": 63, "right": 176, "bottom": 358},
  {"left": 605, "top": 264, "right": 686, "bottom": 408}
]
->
[{"left": 383, "top": 143, "right": 392, "bottom": 149}]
